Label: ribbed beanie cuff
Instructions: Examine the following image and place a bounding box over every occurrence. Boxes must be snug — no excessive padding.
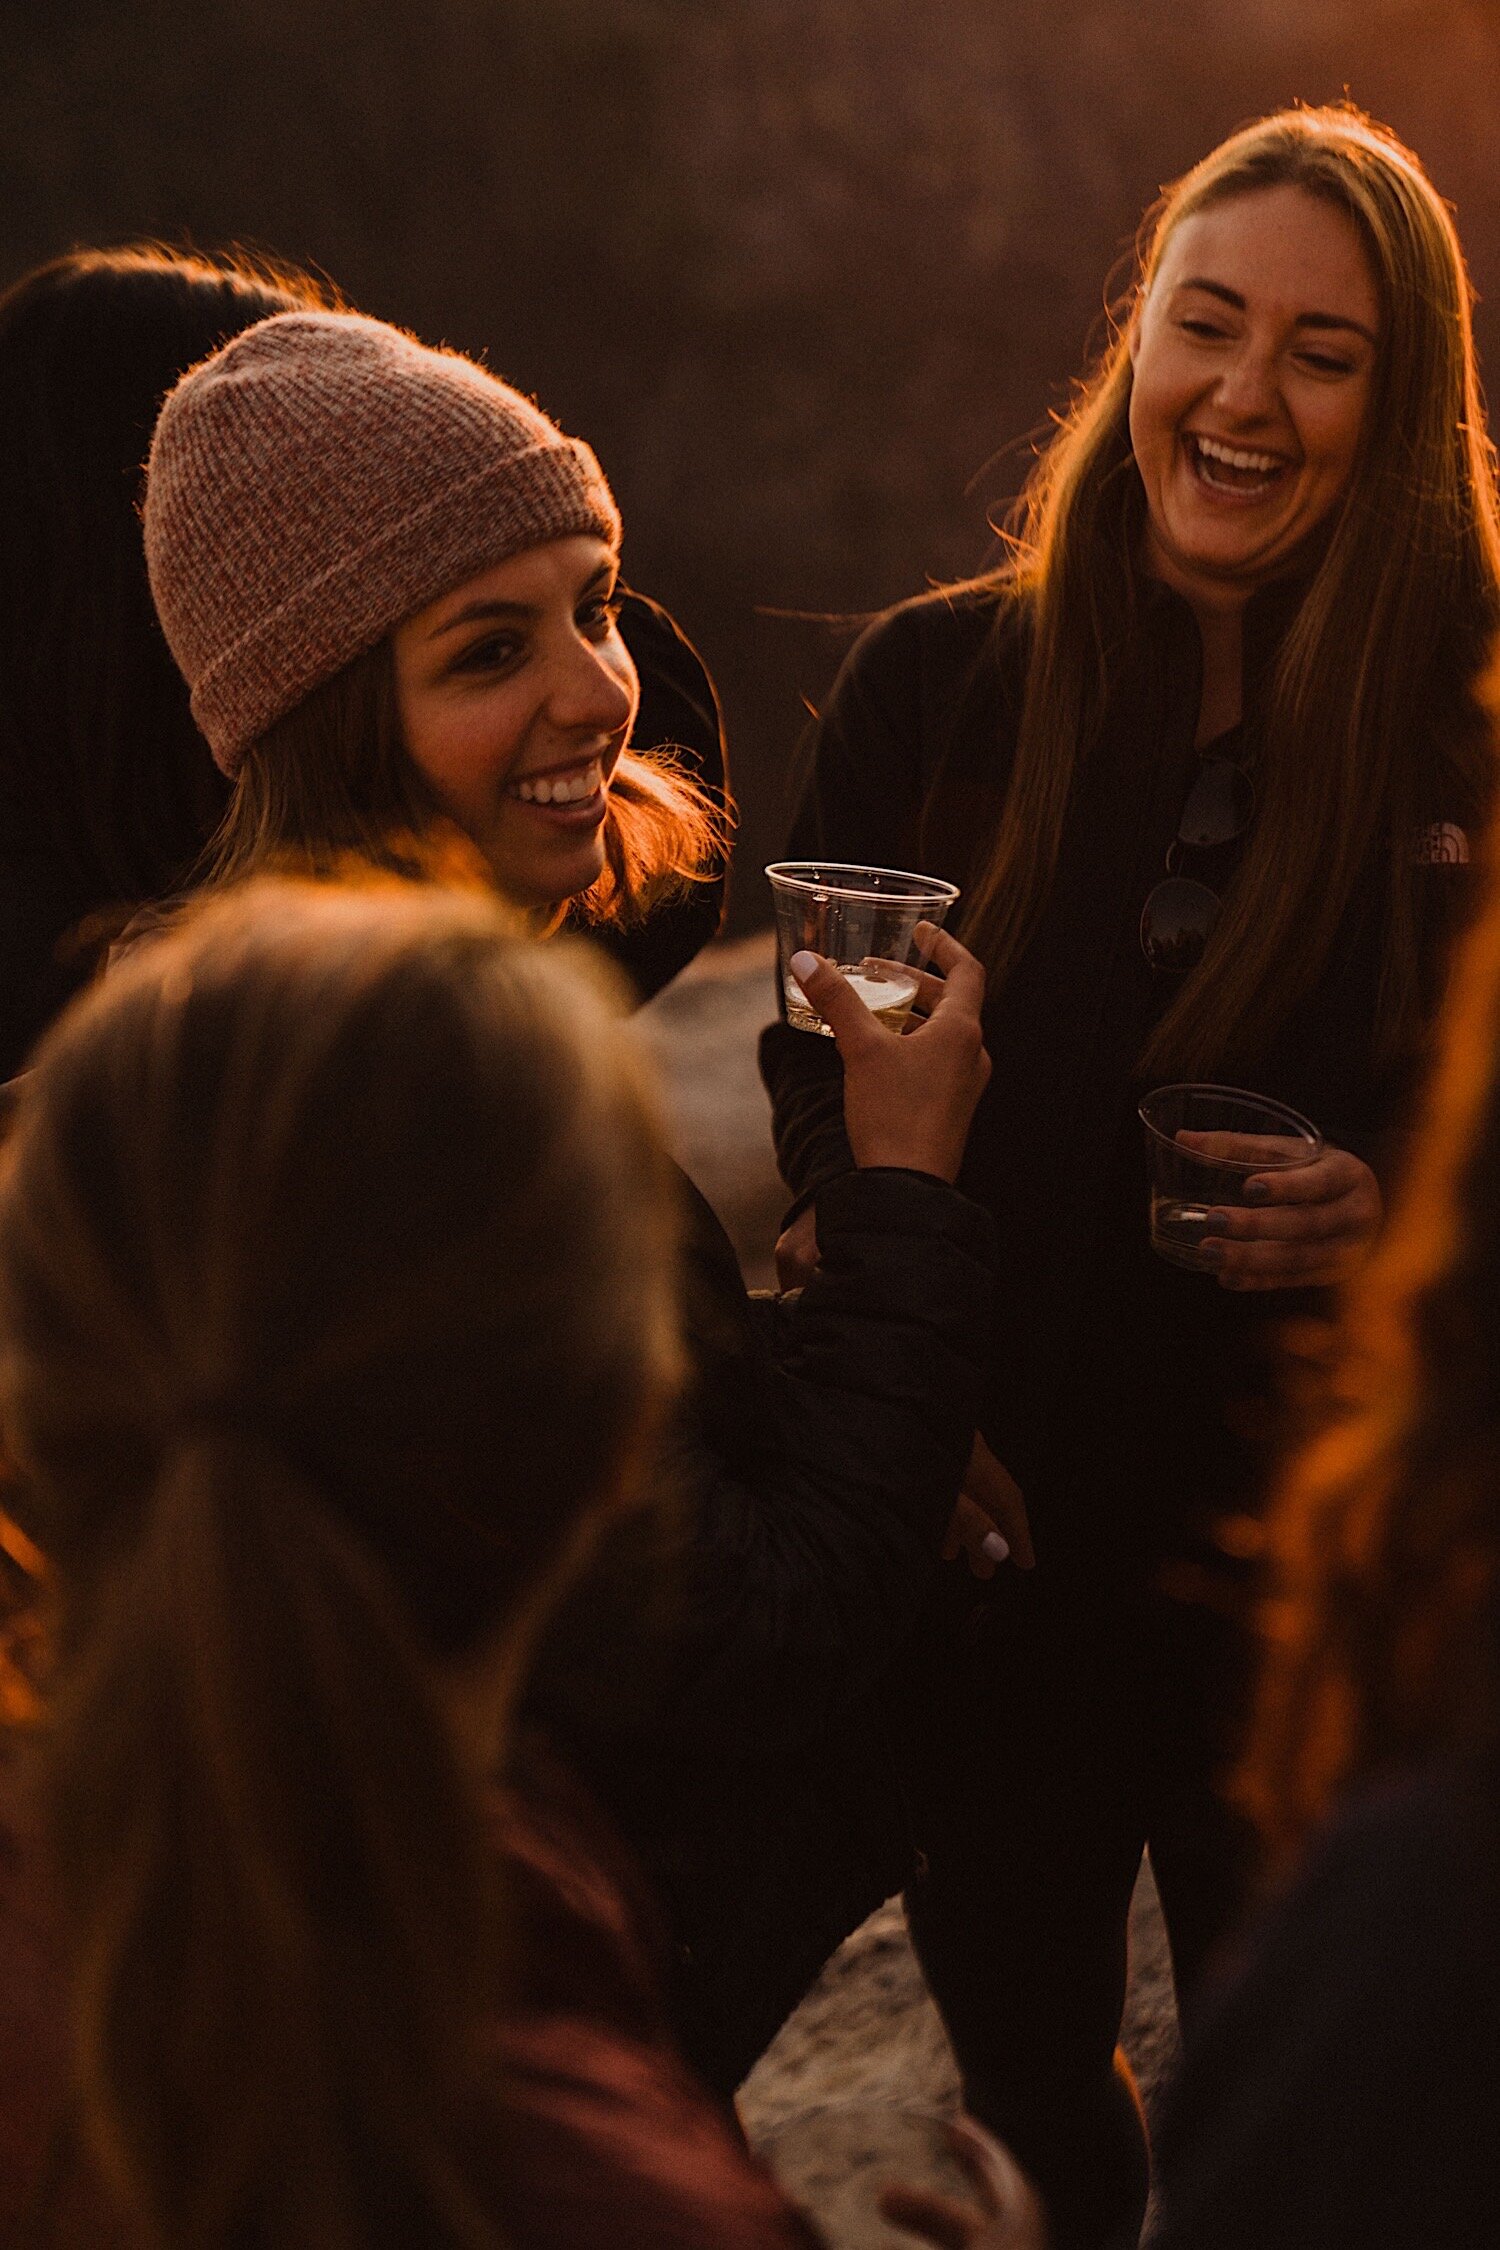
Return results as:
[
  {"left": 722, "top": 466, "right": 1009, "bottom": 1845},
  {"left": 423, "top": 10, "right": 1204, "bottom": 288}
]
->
[{"left": 143, "top": 312, "right": 622, "bottom": 775}]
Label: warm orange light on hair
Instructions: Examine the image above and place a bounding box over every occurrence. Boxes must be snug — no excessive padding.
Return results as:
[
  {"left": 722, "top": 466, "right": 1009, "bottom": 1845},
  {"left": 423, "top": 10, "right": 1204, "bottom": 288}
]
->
[{"left": 1244, "top": 641, "right": 1500, "bottom": 1859}]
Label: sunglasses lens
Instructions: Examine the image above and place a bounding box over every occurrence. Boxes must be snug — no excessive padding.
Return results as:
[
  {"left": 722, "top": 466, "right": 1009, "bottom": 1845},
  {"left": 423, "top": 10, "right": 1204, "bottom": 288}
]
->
[
  {"left": 1178, "top": 758, "right": 1255, "bottom": 852},
  {"left": 1141, "top": 877, "right": 1221, "bottom": 974}
]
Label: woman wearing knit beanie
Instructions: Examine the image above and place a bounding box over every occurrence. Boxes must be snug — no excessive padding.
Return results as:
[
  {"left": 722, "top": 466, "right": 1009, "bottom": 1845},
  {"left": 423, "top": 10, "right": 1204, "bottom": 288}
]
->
[
  {"left": 140, "top": 310, "right": 1003, "bottom": 2112},
  {"left": 144, "top": 308, "right": 724, "bottom": 951}
]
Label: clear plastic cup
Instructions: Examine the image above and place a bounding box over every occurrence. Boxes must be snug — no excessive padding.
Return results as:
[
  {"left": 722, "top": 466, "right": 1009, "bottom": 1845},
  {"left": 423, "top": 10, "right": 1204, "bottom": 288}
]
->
[
  {"left": 753, "top": 2102, "right": 1037, "bottom": 2250},
  {"left": 1138, "top": 1083, "right": 1323, "bottom": 1271},
  {"left": 765, "top": 862, "right": 960, "bottom": 1038}
]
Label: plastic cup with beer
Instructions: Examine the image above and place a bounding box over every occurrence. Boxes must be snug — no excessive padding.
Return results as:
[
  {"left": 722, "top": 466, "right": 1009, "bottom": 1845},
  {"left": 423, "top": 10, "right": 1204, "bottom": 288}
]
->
[
  {"left": 766, "top": 861, "right": 960, "bottom": 1038},
  {"left": 1138, "top": 1083, "right": 1322, "bottom": 1271}
]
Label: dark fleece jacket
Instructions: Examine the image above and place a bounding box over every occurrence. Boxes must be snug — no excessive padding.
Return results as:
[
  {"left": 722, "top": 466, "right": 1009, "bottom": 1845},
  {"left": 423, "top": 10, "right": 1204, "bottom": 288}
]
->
[{"left": 760, "top": 575, "right": 1480, "bottom": 1575}]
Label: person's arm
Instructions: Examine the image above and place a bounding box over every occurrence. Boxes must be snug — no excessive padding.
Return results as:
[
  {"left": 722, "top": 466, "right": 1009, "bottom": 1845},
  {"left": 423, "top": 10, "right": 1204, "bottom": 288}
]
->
[
  {"left": 758, "top": 1023, "right": 851, "bottom": 1217},
  {"left": 578, "top": 590, "right": 730, "bottom": 1004},
  {"left": 654, "top": 1162, "right": 993, "bottom": 1745},
  {"left": 1197, "top": 853, "right": 1482, "bottom": 1290},
  {"left": 1342, "top": 849, "right": 1483, "bottom": 1200},
  {"left": 652, "top": 931, "right": 995, "bottom": 1744}
]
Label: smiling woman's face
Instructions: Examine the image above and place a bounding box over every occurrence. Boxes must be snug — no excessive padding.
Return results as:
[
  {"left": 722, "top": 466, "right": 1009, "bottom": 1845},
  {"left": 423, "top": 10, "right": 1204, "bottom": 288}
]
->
[
  {"left": 390, "top": 534, "right": 637, "bottom": 911},
  {"left": 1128, "top": 183, "right": 1382, "bottom": 613}
]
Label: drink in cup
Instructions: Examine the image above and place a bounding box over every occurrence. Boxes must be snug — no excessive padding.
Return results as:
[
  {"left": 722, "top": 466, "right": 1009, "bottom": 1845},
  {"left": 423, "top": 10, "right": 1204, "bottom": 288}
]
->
[
  {"left": 765, "top": 862, "right": 961, "bottom": 1038},
  {"left": 785, "top": 957, "right": 922, "bottom": 1034},
  {"left": 1138, "top": 1083, "right": 1322, "bottom": 1270}
]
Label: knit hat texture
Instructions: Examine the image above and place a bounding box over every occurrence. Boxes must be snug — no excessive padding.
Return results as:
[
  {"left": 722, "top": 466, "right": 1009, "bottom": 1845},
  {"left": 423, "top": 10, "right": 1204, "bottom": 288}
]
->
[{"left": 144, "top": 310, "right": 621, "bottom": 775}]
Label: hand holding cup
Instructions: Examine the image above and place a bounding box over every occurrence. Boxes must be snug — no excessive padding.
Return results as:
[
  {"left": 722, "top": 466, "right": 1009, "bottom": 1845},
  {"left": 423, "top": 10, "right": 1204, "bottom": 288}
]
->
[
  {"left": 788, "top": 924, "right": 990, "bottom": 1185},
  {"left": 1140, "top": 1085, "right": 1326, "bottom": 1282},
  {"left": 1180, "top": 1135, "right": 1383, "bottom": 1289}
]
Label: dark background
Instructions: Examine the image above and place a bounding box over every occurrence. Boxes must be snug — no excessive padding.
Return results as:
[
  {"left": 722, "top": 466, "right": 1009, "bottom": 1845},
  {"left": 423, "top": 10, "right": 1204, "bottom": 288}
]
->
[{"left": 7, "top": 0, "right": 1500, "bottom": 931}]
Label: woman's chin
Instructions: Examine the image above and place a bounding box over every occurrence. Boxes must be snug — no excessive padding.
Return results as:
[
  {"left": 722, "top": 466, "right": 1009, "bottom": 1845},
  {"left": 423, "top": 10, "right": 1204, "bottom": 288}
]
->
[
  {"left": 1152, "top": 515, "right": 1305, "bottom": 600},
  {"left": 487, "top": 838, "right": 607, "bottom": 914},
  {"left": 1151, "top": 475, "right": 1329, "bottom": 595}
]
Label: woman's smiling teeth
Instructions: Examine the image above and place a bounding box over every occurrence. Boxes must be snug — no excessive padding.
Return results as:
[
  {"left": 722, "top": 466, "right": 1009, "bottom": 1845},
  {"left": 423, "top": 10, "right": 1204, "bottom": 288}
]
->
[
  {"left": 509, "top": 757, "right": 605, "bottom": 807},
  {"left": 1186, "top": 432, "right": 1290, "bottom": 495}
]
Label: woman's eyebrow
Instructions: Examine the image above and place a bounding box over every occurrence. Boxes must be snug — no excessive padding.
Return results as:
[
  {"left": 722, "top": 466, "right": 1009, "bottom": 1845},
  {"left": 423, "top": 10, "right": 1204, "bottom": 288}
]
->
[
  {"left": 1175, "top": 277, "right": 1247, "bottom": 310},
  {"left": 428, "top": 598, "right": 532, "bottom": 641},
  {"left": 1295, "top": 310, "right": 1378, "bottom": 341},
  {"left": 1175, "top": 276, "right": 1376, "bottom": 343},
  {"left": 427, "top": 566, "right": 616, "bottom": 642}
]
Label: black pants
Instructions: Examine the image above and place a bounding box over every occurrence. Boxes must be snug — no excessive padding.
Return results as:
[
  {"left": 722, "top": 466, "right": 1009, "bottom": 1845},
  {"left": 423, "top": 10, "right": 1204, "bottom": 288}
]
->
[{"left": 899, "top": 1554, "right": 1258, "bottom": 2250}]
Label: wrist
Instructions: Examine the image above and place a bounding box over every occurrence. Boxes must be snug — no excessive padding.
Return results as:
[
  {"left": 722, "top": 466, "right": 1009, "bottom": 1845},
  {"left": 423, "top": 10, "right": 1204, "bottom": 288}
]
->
[
  {"left": 847, "top": 1162, "right": 957, "bottom": 1190},
  {"left": 851, "top": 1138, "right": 959, "bottom": 1184}
]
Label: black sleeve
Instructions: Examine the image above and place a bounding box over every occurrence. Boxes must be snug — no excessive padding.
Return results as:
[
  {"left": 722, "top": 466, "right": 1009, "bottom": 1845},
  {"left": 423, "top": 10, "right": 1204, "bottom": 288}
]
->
[
  {"left": 758, "top": 604, "right": 936, "bottom": 1203},
  {"left": 575, "top": 588, "right": 730, "bottom": 1004},
  {"left": 757, "top": 1018, "right": 851, "bottom": 1213},
  {"left": 648, "top": 1162, "right": 992, "bottom": 1748},
  {"left": 0, "top": 868, "right": 94, "bottom": 1083}
]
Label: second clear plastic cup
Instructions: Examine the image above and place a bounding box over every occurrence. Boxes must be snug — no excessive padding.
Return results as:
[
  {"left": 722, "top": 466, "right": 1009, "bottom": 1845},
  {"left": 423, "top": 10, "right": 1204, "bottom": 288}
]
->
[
  {"left": 765, "top": 861, "right": 961, "bottom": 1038},
  {"left": 1138, "top": 1083, "right": 1323, "bottom": 1271}
]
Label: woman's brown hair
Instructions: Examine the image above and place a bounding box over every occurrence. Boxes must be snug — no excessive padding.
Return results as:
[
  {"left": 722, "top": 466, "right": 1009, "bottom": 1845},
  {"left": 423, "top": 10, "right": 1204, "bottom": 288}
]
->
[
  {"left": 207, "top": 632, "right": 727, "bottom": 932},
  {"left": 0, "top": 244, "right": 334, "bottom": 906},
  {"left": 957, "top": 104, "right": 1500, "bottom": 1080},
  {"left": 0, "top": 878, "right": 681, "bottom": 2248},
  {"left": 1243, "top": 661, "right": 1500, "bottom": 1861}
]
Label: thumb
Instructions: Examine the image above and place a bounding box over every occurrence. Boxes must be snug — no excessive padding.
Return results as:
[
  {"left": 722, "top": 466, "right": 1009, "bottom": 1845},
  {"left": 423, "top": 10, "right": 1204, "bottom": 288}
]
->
[
  {"left": 788, "top": 949, "right": 876, "bottom": 1052},
  {"left": 965, "top": 1438, "right": 1035, "bottom": 1570}
]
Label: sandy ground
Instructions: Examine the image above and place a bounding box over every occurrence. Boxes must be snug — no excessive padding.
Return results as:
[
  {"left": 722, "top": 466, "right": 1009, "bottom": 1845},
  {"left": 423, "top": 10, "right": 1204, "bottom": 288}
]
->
[
  {"left": 634, "top": 933, "right": 1180, "bottom": 2232},
  {"left": 632, "top": 927, "right": 789, "bottom": 1293}
]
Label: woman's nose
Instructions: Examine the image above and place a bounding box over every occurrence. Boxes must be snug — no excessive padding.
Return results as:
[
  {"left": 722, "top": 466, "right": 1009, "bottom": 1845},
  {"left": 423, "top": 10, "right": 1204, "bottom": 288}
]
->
[
  {"left": 1212, "top": 342, "right": 1280, "bottom": 423},
  {"left": 549, "top": 635, "right": 637, "bottom": 736}
]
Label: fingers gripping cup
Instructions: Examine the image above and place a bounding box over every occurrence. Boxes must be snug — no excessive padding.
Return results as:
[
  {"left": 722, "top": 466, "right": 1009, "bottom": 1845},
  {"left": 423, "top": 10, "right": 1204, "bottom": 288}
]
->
[
  {"left": 1139, "top": 1084, "right": 1322, "bottom": 1270},
  {"left": 766, "top": 862, "right": 961, "bottom": 1037}
]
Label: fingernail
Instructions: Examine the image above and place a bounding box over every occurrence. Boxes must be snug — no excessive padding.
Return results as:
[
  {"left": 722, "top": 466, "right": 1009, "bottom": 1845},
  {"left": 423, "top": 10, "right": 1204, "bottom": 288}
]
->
[
  {"left": 981, "top": 1532, "right": 1010, "bottom": 1564},
  {"left": 1243, "top": 1179, "right": 1271, "bottom": 1205},
  {"left": 788, "top": 950, "right": 817, "bottom": 981},
  {"left": 1198, "top": 1245, "right": 1225, "bottom": 1270},
  {"left": 1199, "top": 1213, "right": 1231, "bottom": 1237}
]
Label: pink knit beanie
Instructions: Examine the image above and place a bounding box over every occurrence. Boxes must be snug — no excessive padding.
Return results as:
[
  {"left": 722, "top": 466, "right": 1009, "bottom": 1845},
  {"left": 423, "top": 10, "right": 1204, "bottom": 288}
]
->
[{"left": 143, "top": 311, "right": 622, "bottom": 775}]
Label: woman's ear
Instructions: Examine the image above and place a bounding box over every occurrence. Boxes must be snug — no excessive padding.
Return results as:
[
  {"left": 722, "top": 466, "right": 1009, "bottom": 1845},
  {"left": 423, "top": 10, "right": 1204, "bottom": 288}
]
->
[{"left": 1126, "top": 296, "right": 1144, "bottom": 366}]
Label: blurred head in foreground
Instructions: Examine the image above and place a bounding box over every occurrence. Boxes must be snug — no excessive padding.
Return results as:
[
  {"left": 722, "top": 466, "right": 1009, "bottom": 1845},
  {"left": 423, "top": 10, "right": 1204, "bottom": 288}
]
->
[
  {"left": 0, "top": 245, "right": 331, "bottom": 1076},
  {"left": 0, "top": 877, "right": 681, "bottom": 2249}
]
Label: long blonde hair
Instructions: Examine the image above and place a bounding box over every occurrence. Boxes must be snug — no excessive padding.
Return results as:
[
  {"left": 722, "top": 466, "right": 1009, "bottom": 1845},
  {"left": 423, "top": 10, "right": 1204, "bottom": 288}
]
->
[
  {"left": 0, "top": 878, "right": 681, "bottom": 2249},
  {"left": 959, "top": 104, "right": 1500, "bottom": 1079}
]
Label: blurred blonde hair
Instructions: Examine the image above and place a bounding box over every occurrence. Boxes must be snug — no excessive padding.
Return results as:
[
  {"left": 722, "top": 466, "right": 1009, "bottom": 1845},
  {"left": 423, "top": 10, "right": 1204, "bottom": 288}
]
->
[{"left": 0, "top": 875, "right": 681, "bottom": 2249}]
